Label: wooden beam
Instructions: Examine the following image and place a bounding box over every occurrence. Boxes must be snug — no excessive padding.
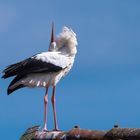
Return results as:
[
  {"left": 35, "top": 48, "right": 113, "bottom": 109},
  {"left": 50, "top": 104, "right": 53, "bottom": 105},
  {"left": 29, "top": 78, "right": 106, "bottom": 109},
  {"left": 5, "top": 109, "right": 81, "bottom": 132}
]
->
[{"left": 20, "top": 125, "right": 140, "bottom": 140}]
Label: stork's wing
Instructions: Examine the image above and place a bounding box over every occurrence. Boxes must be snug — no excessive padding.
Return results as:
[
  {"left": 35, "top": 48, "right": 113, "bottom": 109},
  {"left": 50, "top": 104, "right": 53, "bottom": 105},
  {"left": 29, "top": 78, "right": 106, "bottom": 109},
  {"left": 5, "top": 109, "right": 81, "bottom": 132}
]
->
[{"left": 2, "top": 52, "right": 68, "bottom": 79}]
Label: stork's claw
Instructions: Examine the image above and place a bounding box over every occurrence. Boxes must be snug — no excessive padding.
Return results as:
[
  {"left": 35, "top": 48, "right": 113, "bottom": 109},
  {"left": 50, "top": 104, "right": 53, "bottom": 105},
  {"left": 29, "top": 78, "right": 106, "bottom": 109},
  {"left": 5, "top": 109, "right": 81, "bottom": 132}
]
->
[
  {"left": 53, "top": 128, "right": 61, "bottom": 131},
  {"left": 42, "top": 128, "right": 49, "bottom": 132}
]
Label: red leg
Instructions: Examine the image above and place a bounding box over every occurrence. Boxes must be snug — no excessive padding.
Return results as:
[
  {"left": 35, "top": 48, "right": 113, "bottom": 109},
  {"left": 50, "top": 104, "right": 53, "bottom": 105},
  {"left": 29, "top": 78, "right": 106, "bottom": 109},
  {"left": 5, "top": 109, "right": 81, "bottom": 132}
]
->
[
  {"left": 43, "top": 87, "right": 49, "bottom": 131},
  {"left": 51, "top": 86, "right": 59, "bottom": 131}
]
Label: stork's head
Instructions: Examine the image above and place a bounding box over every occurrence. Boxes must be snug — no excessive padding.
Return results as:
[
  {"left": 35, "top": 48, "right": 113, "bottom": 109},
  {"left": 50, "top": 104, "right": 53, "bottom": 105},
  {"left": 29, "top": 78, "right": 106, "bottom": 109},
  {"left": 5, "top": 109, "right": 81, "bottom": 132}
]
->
[
  {"left": 49, "top": 22, "right": 57, "bottom": 51},
  {"left": 56, "top": 26, "right": 78, "bottom": 56}
]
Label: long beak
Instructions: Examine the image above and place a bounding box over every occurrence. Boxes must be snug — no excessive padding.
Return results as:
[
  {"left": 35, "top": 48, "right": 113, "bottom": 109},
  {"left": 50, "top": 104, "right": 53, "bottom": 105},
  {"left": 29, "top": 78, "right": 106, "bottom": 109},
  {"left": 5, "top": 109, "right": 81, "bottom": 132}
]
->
[{"left": 50, "top": 22, "right": 54, "bottom": 43}]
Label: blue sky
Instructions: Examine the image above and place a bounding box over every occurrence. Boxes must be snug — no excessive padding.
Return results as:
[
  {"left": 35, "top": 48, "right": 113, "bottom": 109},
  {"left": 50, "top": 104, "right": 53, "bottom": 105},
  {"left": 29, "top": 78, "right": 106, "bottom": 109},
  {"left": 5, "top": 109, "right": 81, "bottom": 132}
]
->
[{"left": 0, "top": 0, "right": 140, "bottom": 139}]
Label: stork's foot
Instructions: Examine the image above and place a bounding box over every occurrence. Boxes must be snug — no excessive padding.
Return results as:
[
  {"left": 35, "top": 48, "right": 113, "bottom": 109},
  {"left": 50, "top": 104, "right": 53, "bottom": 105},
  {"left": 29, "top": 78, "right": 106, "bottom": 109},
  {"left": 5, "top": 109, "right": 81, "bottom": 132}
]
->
[
  {"left": 42, "top": 128, "right": 49, "bottom": 132},
  {"left": 53, "top": 128, "right": 61, "bottom": 131},
  {"left": 42, "top": 129, "right": 49, "bottom": 132}
]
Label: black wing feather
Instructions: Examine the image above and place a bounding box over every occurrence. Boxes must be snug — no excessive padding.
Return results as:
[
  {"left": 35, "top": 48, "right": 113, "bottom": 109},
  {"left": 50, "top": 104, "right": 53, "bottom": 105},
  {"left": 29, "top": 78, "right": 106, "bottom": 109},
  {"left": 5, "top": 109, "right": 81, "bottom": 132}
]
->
[
  {"left": 2, "top": 57, "right": 63, "bottom": 79},
  {"left": 2, "top": 57, "right": 63, "bottom": 95},
  {"left": 7, "top": 75, "right": 26, "bottom": 95}
]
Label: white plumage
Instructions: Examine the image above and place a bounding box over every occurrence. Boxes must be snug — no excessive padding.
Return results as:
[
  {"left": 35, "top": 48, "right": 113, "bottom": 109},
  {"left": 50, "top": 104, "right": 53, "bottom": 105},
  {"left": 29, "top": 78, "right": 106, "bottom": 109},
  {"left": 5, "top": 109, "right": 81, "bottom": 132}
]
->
[
  {"left": 10, "top": 26, "right": 77, "bottom": 90},
  {"left": 2, "top": 24, "right": 78, "bottom": 131}
]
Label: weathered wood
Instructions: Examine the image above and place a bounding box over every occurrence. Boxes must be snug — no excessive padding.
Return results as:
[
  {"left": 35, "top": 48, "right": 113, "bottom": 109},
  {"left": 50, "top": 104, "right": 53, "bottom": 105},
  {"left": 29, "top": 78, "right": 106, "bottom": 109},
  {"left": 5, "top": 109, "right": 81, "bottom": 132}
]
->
[
  {"left": 105, "top": 127, "right": 140, "bottom": 140},
  {"left": 20, "top": 125, "right": 140, "bottom": 140}
]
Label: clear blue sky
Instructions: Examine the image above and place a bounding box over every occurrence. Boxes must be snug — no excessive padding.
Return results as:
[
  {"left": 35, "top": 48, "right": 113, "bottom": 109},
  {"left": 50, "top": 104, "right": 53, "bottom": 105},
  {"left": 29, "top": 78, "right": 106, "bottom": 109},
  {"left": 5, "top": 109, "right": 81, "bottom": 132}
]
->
[{"left": 0, "top": 0, "right": 140, "bottom": 139}]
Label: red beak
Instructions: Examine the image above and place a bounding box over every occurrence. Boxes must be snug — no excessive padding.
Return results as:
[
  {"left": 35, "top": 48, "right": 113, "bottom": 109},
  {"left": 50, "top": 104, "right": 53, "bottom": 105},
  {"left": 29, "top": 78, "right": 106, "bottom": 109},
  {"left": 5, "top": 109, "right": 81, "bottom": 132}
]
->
[{"left": 50, "top": 22, "right": 54, "bottom": 43}]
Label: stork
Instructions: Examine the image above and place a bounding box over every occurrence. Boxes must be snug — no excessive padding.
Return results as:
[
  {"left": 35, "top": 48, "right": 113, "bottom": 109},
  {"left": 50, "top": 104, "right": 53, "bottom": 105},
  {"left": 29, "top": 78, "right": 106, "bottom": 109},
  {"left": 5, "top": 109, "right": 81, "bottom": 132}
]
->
[{"left": 2, "top": 23, "right": 78, "bottom": 131}]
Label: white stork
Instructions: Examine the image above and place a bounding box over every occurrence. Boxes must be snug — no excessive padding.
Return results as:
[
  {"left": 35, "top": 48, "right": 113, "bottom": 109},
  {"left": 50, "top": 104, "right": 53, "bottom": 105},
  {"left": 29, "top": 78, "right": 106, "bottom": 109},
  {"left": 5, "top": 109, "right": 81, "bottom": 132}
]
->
[{"left": 2, "top": 23, "right": 78, "bottom": 131}]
